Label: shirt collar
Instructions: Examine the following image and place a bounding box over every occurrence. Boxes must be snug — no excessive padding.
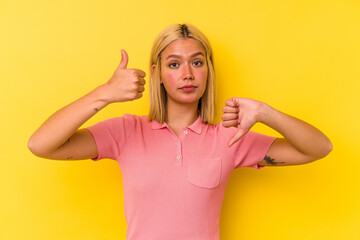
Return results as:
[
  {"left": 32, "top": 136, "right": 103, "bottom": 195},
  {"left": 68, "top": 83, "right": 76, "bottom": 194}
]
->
[
  {"left": 151, "top": 120, "right": 167, "bottom": 130},
  {"left": 151, "top": 115, "right": 202, "bottom": 135}
]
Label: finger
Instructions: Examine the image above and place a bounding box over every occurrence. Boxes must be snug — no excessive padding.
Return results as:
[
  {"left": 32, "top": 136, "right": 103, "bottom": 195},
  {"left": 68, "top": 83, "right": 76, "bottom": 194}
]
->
[
  {"left": 222, "top": 119, "right": 238, "bottom": 128},
  {"left": 137, "top": 85, "right": 145, "bottom": 93},
  {"left": 228, "top": 128, "right": 247, "bottom": 147},
  {"left": 135, "top": 92, "right": 143, "bottom": 99},
  {"left": 134, "top": 69, "right": 146, "bottom": 78},
  {"left": 225, "top": 98, "right": 237, "bottom": 107},
  {"left": 118, "top": 49, "right": 128, "bottom": 69},
  {"left": 221, "top": 113, "right": 238, "bottom": 121},
  {"left": 138, "top": 78, "right": 146, "bottom": 86},
  {"left": 222, "top": 106, "right": 239, "bottom": 113}
]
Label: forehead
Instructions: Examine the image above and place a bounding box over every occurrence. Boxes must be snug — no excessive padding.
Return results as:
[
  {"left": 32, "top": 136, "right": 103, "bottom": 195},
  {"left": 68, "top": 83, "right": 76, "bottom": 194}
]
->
[{"left": 161, "top": 38, "right": 205, "bottom": 59}]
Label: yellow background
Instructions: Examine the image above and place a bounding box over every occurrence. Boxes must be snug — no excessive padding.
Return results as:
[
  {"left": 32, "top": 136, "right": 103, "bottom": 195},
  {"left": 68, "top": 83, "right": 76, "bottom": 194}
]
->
[{"left": 1, "top": 0, "right": 359, "bottom": 239}]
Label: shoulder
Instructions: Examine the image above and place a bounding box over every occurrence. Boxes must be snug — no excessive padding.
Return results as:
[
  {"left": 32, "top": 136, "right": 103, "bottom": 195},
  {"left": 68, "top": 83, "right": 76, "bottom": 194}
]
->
[
  {"left": 102, "top": 113, "right": 147, "bottom": 122},
  {"left": 92, "top": 114, "right": 149, "bottom": 130}
]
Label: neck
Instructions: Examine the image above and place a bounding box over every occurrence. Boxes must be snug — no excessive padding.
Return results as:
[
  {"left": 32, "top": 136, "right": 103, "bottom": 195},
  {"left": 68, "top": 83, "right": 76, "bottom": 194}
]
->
[{"left": 166, "top": 100, "right": 199, "bottom": 129}]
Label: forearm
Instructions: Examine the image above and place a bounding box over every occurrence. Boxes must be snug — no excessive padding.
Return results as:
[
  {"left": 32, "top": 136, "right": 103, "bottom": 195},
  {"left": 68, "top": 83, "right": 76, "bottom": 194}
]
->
[
  {"left": 258, "top": 103, "right": 333, "bottom": 159},
  {"left": 28, "top": 85, "right": 109, "bottom": 155}
]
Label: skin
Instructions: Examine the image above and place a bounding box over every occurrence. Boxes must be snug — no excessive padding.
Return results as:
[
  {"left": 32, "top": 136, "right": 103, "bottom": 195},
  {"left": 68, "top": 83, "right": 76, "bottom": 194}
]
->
[
  {"left": 157, "top": 39, "right": 332, "bottom": 166},
  {"left": 27, "top": 49, "right": 146, "bottom": 160},
  {"left": 160, "top": 38, "right": 207, "bottom": 106},
  {"left": 153, "top": 38, "right": 208, "bottom": 136},
  {"left": 28, "top": 38, "right": 332, "bottom": 166},
  {"left": 221, "top": 97, "right": 333, "bottom": 166}
]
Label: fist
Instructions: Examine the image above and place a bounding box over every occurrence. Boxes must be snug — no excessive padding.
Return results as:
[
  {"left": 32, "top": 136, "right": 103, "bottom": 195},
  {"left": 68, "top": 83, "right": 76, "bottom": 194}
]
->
[
  {"left": 104, "top": 49, "right": 146, "bottom": 103},
  {"left": 222, "top": 97, "right": 264, "bottom": 147}
]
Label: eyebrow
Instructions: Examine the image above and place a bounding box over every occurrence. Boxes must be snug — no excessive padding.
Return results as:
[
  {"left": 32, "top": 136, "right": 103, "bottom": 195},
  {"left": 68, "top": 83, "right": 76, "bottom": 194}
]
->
[{"left": 166, "top": 51, "right": 204, "bottom": 60}]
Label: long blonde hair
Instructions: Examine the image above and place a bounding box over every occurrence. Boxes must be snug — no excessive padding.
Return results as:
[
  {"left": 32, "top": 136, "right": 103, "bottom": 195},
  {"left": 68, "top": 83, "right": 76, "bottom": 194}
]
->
[{"left": 148, "top": 23, "right": 216, "bottom": 124}]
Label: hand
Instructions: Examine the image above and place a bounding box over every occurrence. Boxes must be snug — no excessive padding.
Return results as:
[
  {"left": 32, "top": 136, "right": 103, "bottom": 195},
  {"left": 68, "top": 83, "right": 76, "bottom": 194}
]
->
[
  {"left": 222, "top": 97, "right": 265, "bottom": 147},
  {"left": 103, "top": 49, "right": 146, "bottom": 103}
]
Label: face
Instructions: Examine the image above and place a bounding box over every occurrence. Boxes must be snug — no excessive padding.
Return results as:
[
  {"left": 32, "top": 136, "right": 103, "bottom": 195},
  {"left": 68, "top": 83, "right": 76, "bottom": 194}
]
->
[{"left": 155, "top": 38, "right": 208, "bottom": 106}]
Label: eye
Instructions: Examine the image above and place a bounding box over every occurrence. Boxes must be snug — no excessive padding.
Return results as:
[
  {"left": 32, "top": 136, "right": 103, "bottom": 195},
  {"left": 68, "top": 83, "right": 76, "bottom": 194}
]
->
[
  {"left": 169, "top": 62, "right": 179, "bottom": 68},
  {"left": 193, "top": 60, "right": 203, "bottom": 66}
]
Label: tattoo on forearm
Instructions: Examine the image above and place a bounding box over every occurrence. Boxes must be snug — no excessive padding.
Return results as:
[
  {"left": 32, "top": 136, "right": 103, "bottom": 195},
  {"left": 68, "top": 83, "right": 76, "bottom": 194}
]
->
[
  {"left": 66, "top": 156, "right": 73, "bottom": 160},
  {"left": 94, "top": 107, "right": 99, "bottom": 111},
  {"left": 264, "top": 155, "right": 285, "bottom": 165}
]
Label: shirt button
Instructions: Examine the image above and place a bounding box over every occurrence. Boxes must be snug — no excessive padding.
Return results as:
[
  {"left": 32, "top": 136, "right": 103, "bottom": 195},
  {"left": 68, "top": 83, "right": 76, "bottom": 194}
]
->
[
  {"left": 176, "top": 155, "right": 181, "bottom": 160},
  {"left": 184, "top": 130, "right": 188, "bottom": 135},
  {"left": 176, "top": 141, "right": 180, "bottom": 146}
]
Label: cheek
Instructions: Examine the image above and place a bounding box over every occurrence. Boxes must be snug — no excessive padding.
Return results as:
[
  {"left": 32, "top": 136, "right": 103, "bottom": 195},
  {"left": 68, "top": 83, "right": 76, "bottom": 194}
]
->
[
  {"left": 162, "top": 71, "right": 179, "bottom": 86},
  {"left": 196, "top": 69, "right": 208, "bottom": 84}
]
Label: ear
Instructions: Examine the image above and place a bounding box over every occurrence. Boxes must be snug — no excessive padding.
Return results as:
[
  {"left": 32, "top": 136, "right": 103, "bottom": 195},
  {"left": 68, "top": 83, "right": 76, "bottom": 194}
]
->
[{"left": 152, "top": 64, "right": 163, "bottom": 84}]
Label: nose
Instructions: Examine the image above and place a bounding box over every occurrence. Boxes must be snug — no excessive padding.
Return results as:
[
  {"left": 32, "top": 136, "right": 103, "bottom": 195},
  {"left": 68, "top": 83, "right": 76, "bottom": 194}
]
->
[{"left": 182, "top": 63, "right": 194, "bottom": 80}]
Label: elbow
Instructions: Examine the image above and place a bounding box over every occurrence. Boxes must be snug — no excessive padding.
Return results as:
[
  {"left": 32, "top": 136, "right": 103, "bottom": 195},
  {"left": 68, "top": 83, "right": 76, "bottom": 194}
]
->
[
  {"left": 324, "top": 139, "right": 333, "bottom": 157},
  {"left": 315, "top": 138, "right": 333, "bottom": 160},
  {"left": 322, "top": 137, "right": 333, "bottom": 157},
  {"left": 27, "top": 137, "right": 39, "bottom": 156},
  {"left": 27, "top": 136, "right": 46, "bottom": 157},
  {"left": 327, "top": 139, "right": 333, "bottom": 154}
]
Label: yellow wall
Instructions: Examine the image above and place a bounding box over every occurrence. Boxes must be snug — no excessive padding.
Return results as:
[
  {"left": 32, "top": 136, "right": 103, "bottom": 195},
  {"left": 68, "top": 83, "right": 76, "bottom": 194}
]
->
[{"left": 1, "top": 0, "right": 359, "bottom": 239}]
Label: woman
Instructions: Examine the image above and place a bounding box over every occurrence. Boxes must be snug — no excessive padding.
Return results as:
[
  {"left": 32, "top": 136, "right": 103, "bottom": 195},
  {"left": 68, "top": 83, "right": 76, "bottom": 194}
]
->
[{"left": 28, "top": 23, "right": 332, "bottom": 239}]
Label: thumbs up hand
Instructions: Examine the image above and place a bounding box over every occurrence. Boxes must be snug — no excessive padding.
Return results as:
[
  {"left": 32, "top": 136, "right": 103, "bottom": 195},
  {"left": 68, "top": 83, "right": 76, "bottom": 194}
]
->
[{"left": 103, "top": 49, "right": 146, "bottom": 103}]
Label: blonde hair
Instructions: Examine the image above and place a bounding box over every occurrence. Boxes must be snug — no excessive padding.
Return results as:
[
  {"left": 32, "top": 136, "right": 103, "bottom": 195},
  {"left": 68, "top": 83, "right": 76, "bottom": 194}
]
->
[{"left": 148, "top": 23, "right": 216, "bottom": 124}]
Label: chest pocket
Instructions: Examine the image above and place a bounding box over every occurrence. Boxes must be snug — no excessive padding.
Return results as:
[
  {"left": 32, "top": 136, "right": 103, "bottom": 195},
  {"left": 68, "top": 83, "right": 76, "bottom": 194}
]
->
[{"left": 187, "top": 157, "right": 222, "bottom": 189}]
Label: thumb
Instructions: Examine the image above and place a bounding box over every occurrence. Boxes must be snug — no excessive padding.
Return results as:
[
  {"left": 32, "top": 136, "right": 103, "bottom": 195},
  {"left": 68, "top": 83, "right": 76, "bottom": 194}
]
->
[
  {"left": 118, "top": 49, "right": 128, "bottom": 69},
  {"left": 228, "top": 128, "right": 246, "bottom": 147}
]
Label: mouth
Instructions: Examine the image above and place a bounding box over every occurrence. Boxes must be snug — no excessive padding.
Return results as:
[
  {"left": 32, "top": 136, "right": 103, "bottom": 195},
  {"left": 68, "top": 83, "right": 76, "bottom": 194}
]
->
[{"left": 179, "top": 85, "right": 197, "bottom": 92}]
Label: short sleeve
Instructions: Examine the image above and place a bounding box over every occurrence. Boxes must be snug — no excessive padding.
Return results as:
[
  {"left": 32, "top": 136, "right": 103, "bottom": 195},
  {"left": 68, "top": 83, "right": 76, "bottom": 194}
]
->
[
  {"left": 221, "top": 126, "right": 277, "bottom": 169},
  {"left": 85, "top": 114, "right": 136, "bottom": 161}
]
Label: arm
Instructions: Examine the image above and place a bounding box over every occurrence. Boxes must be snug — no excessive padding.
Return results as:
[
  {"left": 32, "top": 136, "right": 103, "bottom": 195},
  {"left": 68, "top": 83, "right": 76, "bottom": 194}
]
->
[
  {"left": 27, "top": 49, "right": 146, "bottom": 160},
  {"left": 222, "top": 98, "right": 332, "bottom": 166}
]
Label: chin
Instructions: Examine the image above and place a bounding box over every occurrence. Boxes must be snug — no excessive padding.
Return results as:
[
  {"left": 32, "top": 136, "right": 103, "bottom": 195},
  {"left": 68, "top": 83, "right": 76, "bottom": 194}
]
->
[
  {"left": 177, "top": 96, "right": 201, "bottom": 105},
  {"left": 168, "top": 91, "right": 204, "bottom": 105}
]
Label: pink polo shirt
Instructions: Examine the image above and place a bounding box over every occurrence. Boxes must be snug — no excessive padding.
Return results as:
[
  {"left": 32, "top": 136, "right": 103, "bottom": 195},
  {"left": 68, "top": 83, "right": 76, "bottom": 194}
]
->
[{"left": 86, "top": 114, "right": 276, "bottom": 240}]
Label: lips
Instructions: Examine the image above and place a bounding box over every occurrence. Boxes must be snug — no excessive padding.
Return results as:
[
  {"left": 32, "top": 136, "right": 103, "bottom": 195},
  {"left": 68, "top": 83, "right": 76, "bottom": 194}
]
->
[{"left": 180, "top": 85, "right": 197, "bottom": 92}]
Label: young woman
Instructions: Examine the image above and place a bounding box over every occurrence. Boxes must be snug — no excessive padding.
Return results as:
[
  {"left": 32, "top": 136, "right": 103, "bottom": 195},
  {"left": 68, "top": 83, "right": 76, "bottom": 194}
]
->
[{"left": 28, "top": 23, "right": 332, "bottom": 239}]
